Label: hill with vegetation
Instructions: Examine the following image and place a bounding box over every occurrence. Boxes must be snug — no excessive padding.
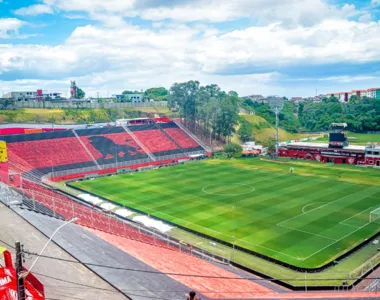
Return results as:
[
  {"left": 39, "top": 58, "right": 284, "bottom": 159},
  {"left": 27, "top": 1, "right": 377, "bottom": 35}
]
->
[
  {"left": 0, "top": 107, "right": 176, "bottom": 124},
  {"left": 299, "top": 96, "right": 380, "bottom": 132},
  {"left": 233, "top": 114, "right": 321, "bottom": 145}
]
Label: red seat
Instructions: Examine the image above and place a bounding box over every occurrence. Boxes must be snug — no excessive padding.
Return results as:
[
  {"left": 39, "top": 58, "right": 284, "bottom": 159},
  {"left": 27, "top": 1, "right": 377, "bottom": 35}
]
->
[
  {"left": 164, "top": 128, "right": 200, "bottom": 149},
  {"left": 19, "top": 180, "right": 177, "bottom": 250},
  {"left": 134, "top": 130, "right": 178, "bottom": 153},
  {"left": 7, "top": 137, "right": 92, "bottom": 171}
]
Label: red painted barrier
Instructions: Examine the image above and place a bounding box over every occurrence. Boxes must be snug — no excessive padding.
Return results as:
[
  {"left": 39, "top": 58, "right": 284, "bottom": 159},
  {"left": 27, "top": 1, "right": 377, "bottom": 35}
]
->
[
  {"left": 0, "top": 128, "right": 66, "bottom": 135},
  {"left": 49, "top": 157, "right": 190, "bottom": 182}
]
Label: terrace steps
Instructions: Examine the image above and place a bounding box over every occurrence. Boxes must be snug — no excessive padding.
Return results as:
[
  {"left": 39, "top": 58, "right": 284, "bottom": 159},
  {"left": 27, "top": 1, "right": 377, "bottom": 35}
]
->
[
  {"left": 72, "top": 129, "right": 101, "bottom": 170},
  {"left": 121, "top": 125, "right": 156, "bottom": 161},
  {"left": 155, "top": 123, "right": 184, "bottom": 152},
  {"left": 173, "top": 119, "right": 211, "bottom": 152}
]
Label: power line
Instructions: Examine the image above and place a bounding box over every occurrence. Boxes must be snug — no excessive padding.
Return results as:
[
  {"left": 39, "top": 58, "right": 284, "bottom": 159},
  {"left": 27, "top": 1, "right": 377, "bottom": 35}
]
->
[
  {"left": 23, "top": 250, "right": 380, "bottom": 282},
  {"left": 2, "top": 238, "right": 380, "bottom": 284}
]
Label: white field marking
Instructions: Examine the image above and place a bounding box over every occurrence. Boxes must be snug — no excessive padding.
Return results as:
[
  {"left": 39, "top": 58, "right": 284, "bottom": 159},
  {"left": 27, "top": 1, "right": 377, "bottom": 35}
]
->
[
  {"left": 301, "top": 220, "right": 375, "bottom": 261},
  {"left": 277, "top": 192, "right": 357, "bottom": 226},
  {"left": 302, "top": 202, "right": 326, "bottom": 213},
  {"left": 339, "top": 206, "right": 377, "bottom": 228},
  {"left": 31, "top": 233, "right": 41, "bottom": 241},
  {"left": 82, "top": 173, "right": 301, "bottom": 260},
  {"left": 202, "top": 183, "right": 255, "bottom": 196},
  {"left": 340, "top": 223, "right": 360, "bottom": 229},
  {"left": 169, "top": 216, "right": 301, "bottom": 260},
  {"left": 277, "top": 224, "right": 337, "bottom": 241}
]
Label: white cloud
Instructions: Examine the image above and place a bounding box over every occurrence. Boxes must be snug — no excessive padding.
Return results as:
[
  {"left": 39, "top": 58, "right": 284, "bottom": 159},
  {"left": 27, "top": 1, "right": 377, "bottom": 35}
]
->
[
  {"left": 195, "top": 20, "right": 380, "bottom": 75},
  {"left": 359, "top": 13, "right": 372, "bottom": 23},
  {"left": 14, "top": 4, "right": 53, "bottom": 16},
  {"left": 35, "top": 0, "right": 361, "bottom": 27},
  {"left": 372, "top": 0, "right": 380, "bottom": 5},
  {"left": 2, "top": 17, "right": 380, "bottom": 97},
  {"left": 0, "top": 18, "right": 26, "bottom": 39}
]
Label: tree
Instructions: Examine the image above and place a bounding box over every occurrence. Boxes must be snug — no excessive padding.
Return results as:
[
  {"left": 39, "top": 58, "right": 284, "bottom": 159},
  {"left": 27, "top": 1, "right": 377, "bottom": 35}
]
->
[
  {"left": 144, "top": 87, "right": 169, "bottom": 101},
  {"left": 122, "top": 90, "right": 143, "bottom": 95},
  {"left": 238, "top": 120, "right": 254, "bottom": 142},
  {"left": 77, "top": 88, "right": 85, "bottom": 99},
  {"left": 228, "top": 90, "right": 239, "bottom": 98},
  {"left": 224, "top": 143, "right": 242, "bottom": 158},
  {"left": 122, "top": 90, "right": 135, "bottom": 95},
  {"left": 349, "top": 95, "right": 359, "bottom": 104}
]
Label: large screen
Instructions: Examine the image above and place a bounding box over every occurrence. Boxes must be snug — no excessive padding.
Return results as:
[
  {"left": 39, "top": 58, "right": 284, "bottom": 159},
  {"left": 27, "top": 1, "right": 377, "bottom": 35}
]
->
[{"left": 329, "top": 133, "right": 346, "bottom": 142}]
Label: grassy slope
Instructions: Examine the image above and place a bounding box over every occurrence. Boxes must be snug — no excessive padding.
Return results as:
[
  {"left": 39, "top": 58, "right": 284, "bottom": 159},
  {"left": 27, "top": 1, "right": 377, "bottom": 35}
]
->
[
  {"left": 0, "top": 107, "right": 175, "bottom": 124},
  {"left": 239, "top": 114, "right": 322, "bottom": 144},
  {"left": 70, "top": 158, "right": 380, "bottom": 270}
]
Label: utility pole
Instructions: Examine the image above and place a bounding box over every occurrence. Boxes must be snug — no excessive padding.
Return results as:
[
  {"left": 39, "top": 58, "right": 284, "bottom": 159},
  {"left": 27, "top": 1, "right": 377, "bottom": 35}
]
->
[{"left": 15, "top": 241, "right": 25, "bottom": 300}]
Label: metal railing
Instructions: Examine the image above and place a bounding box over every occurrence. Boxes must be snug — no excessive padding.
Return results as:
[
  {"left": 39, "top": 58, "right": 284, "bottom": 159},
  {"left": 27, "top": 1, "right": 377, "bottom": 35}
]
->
[{"left": 41, "top": 151, "right": 206, "bottom": 180}]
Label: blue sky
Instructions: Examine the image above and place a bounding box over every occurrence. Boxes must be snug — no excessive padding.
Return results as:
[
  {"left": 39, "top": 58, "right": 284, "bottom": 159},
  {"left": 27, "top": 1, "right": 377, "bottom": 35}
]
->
[{"left": 1, "top": 0, "right": 380, "bottom": 97}]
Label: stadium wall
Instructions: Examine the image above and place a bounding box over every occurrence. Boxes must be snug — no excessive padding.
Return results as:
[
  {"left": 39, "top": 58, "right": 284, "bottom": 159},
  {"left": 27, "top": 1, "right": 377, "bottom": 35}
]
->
[{"left": 0, "top": 128, "right": 66, "bottom": 135}]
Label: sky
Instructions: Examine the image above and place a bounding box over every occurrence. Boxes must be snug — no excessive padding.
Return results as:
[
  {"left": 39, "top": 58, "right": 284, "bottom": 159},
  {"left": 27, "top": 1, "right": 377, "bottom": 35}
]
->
[{"left": 1, "top": 0, "right": 380, "bottom": 98}]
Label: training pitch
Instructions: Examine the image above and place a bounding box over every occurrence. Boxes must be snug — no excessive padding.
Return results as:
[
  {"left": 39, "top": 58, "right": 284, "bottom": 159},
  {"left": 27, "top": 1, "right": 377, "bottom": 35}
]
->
[{"left": 70, "top": 158, "right": 380, "bottom": 269}]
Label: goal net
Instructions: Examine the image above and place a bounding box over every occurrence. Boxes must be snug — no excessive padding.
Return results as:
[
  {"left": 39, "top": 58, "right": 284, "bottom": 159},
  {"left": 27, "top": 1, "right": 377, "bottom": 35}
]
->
[{"left": 369, "top": 207, "right": 380, "bottom": 223}]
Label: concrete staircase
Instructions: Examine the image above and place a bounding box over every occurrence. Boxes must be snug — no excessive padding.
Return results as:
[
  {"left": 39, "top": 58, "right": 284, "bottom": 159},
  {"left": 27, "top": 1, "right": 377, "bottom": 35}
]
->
[
  {"left": 155, "top": 123, "right": 185, "bottom": 153},
  {"left": 72, "top": 129, "right": 101, "bottom": 170},
  {"left": 121, "top": 125, "right": 157, "bottom": 161},
  {"left": 173, "top": 120, "right": 211, "bottom": 152}
]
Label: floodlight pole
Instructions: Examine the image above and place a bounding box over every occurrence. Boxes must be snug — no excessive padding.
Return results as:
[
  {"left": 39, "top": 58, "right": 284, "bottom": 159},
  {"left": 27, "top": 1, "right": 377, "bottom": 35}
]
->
[
  {"left": 232, "top": 205, "right": 235, "bottom": 261},
  {"left": 269, "top": 98, "right": 284, "bottom": 159},
  {"left": 275, "top": 110, "right": 279, "bottom": 157}
]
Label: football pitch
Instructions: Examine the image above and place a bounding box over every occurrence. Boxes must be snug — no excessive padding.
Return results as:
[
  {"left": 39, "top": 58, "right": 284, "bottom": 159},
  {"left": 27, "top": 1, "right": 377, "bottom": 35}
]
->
[{"left": 70, "top": 158, "right": 380, "bottom": 269}]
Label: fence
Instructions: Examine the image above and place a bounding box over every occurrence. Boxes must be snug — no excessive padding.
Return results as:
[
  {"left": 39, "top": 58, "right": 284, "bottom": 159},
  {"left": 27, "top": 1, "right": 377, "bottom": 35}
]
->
[
  {"left": 39, "top": 150, "right": 206, "bottom": 180},
  {"left": 16, "top": 101, "right": 168, "bottom": 109},
  {"left": 0, "top": 181, "right": 230, "bottom": 265}
]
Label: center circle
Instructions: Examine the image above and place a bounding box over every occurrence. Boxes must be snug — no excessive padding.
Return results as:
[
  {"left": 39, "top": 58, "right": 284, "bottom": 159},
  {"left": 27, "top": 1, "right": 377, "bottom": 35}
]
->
[{"left": 202, "top": 183, "right": 255, "bottom": 196}]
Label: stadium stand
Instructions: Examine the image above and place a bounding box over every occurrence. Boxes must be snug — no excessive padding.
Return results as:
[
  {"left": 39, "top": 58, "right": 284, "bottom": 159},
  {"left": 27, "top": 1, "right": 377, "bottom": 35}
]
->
[
  {"left": 131, "top": 124, "right": 182, "bottom": 155},
  {"left": 20, "top": 195, "right": 65, "bottom": 220},
  {"left": 4, "top": 132, "right": 94, "bottom": 172},
  {"left": 2, "top": 123, "right": 204, "bottom": 178},
  {"left": 19, "top": 180, "right": 178, "bottom": 250},
  {"left": 161, "top": 122, "right": 203, "bottom": 150},
  {"left": 76, "top": 127, "right": 149, "bottom": 163},
  {"left": 88, "top": 228, "right": 276, "bottom": 299}
]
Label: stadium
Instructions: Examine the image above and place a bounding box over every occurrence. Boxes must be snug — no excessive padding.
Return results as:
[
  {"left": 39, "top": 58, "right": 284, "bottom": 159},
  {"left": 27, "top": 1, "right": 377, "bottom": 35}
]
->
[{"left": 0, "top": 117, "right": 379, "bottom": 300}]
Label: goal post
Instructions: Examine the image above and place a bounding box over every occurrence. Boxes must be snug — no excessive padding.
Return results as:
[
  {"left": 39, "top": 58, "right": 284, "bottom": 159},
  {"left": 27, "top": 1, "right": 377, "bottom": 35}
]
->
[{"left": 369, "top": 207, "right": 380, "bottom": 223}]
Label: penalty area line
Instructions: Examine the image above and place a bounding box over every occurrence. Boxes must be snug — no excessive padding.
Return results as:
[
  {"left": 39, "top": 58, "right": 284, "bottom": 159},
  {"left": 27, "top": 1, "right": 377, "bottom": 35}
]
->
[
  {"left": 277, "top": 224, "right": 337, "bottom": 241},
  {"left": 301, "top": 221, "right": 374, "bottom": 261}
]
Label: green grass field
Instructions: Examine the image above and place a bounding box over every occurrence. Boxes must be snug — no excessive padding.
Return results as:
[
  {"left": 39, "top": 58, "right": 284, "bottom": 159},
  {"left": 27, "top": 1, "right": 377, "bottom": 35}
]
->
[{"left": 70, "top": 158, "right": 380, "bottom": 269}]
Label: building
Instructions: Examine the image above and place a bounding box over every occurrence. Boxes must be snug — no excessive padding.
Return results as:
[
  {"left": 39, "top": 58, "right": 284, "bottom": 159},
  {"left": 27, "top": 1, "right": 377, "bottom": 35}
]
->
[
  {"left": 327, "top": 87, "right": 380, "bottom": 102},
  {"left": 279, "top": 123, "right": 380, "bottom": 166},
  {"left": 3, "top": 91, "right": 37, "bottom": 101},
  {"left": 367, "top": 88, "right": 380, "bottom": 99},
  {"left": 3, "top": 90, "right": 62, "bottom": 101},
  {"left": 290, "top": 97, "right": 303, "bottom": 104},
  {"left": 124, "top": 93, "right": 144, "bottom": 103},
  {"left": 245, "top": 94, "right": 264, "bottom": 102},
  {"left": 70, "top": 81, "right": 78, "bottom": 99}
]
